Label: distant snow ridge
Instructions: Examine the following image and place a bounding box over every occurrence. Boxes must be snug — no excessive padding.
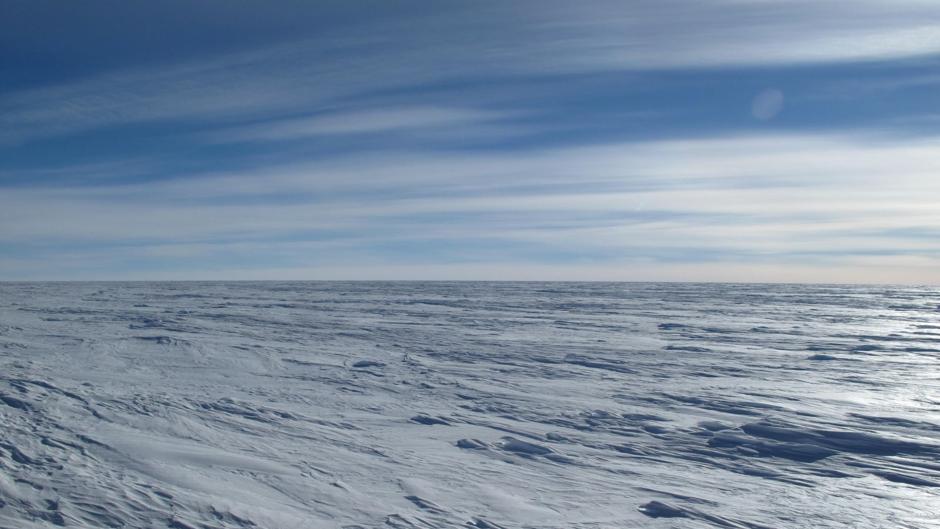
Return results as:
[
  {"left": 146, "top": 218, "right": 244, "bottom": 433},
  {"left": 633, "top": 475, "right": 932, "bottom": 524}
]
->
[{"left": 1, "top": 281, "right": 939, "bottom": 528}]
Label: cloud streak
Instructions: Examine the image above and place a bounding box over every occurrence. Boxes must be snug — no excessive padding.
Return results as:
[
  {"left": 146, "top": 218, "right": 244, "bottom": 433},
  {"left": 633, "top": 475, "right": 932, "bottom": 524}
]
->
[
  {"left": 2, "top": 131, "right": 938, "bottom": 282},
  {"left": 3, "top": 1, "right": 940, "bottom": 144},
  {"left": 2, "top": 1, "right": 939, "bottom": 282}
]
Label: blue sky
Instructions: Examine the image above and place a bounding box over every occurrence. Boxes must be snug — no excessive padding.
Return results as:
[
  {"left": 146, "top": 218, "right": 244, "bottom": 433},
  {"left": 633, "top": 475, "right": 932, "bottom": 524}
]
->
[{"left": 2, "top": 1, "right": 939, "bottom": 283}]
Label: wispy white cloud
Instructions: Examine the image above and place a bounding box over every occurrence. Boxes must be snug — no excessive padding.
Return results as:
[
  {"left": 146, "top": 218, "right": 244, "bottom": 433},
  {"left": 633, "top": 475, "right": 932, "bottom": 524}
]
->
[
  {"left": 3, "top": 1, "right": 939, "bottom": 282},
  {"left": 2, "top": 131, "right": 938, "bottom": 283},
  {"left": 39, "top": 132, "right": 936, "bottom": 203},
  {"left": 205, "top": 106, "right": 523, "bottom": 143},
  {"left": 3, "top": 0, "right": 939, "bottom": 145}
]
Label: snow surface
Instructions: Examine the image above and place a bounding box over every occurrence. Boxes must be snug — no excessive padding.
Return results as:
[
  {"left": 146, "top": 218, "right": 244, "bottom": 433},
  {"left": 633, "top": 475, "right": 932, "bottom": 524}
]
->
[{"left": 0, "top": 281, "right": 939, "bottom": 528}]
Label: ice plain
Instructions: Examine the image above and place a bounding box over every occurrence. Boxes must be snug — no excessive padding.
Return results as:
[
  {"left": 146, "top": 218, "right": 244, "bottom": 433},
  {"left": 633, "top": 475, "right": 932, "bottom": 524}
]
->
[{"left": 0, "top": 281, "right": 939, "bottom": 528}]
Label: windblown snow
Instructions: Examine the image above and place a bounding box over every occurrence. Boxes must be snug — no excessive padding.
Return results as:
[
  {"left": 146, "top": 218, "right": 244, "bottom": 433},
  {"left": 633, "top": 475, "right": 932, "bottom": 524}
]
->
[{"left": 0, "top": 282, "right": 938, "bottom": 528}]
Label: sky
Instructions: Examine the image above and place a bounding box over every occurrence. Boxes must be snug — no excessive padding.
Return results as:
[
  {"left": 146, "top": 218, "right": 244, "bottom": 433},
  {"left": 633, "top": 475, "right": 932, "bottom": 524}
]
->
[{"left": 2, "top": 1, "right": 940, "bottom": 283}]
